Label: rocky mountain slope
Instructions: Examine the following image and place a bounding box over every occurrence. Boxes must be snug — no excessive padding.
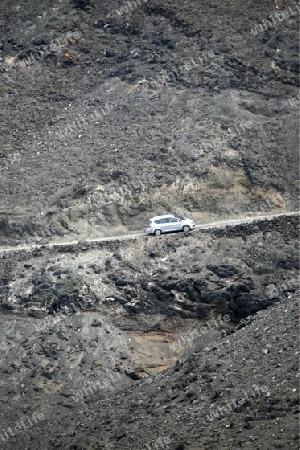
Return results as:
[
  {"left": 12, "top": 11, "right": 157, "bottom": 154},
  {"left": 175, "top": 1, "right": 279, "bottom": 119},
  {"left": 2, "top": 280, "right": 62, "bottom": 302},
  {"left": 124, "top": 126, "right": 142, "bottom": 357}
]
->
[
  {"left": 0, "top": 0, "right": 299, "bottom": 448},
  {"left": 0, "top": 214, "right": 299, "bottom": 449},
  {"left": 0, "top": 0, "right": 299, "bottom": 243},
  {"left": 5, "top": 291, "right": 299, "bottom": 450}
]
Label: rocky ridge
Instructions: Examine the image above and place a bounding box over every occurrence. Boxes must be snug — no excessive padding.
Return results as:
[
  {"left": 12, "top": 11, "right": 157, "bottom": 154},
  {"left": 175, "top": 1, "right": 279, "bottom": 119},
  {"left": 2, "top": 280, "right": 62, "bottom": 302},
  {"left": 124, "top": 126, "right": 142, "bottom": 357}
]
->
[{"left": 0, "top": 215, "right": 299, "bottom": 448}]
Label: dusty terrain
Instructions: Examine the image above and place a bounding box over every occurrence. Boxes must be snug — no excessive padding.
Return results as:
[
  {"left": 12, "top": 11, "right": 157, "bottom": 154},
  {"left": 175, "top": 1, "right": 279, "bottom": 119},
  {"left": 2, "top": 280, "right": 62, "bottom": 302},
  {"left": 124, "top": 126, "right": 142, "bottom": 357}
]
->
[
  {"left": 0, "top": 214, "right": 299, "bottom": 449},
  {"left": 0, "top": 0, "right": 299, "bottom": 244},
  {"left": 0, "top": 0, "right": 299, "bottom": 449}
]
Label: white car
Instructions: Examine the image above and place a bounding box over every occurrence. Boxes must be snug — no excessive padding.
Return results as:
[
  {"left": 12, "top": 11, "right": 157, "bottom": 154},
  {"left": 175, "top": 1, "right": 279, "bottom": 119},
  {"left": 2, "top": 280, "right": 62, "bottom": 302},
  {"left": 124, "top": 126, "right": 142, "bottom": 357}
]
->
[{"left": 146, "top": 214, "right": 196, "bottom": 236}]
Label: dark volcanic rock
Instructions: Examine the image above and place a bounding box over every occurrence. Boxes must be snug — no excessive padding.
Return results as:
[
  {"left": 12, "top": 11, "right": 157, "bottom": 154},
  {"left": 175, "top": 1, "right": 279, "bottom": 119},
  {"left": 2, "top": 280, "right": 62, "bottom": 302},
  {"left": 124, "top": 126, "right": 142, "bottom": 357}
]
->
[
  {"left": 3, "top": 293, "right": 299, "bottom": 450},
  {"left": 0, "top": 0, "right": 299, "bottom": 448},
  {"left": 0, "top": 0, "right": 298, "bottom": 243},
  {"left": 207, "top": 264, "right": 239, "bottom": 278}
]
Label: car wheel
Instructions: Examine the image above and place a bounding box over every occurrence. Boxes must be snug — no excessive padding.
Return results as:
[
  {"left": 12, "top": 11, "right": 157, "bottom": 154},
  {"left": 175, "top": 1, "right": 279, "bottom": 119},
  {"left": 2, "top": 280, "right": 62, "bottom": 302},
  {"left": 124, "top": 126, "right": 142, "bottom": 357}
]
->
[
  {"left": 154, "top": 229, "right": 162, "bottom": 236},
  {"left": 182, "top": 225, "right": 190, "bottom": 233}
]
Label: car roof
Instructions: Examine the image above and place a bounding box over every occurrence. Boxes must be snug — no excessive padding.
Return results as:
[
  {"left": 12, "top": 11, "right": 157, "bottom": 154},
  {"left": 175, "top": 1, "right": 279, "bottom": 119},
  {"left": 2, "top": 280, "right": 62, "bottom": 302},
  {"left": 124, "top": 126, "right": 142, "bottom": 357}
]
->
[{"left": 149, "top": 215, "right": 176, "bottom": 220}]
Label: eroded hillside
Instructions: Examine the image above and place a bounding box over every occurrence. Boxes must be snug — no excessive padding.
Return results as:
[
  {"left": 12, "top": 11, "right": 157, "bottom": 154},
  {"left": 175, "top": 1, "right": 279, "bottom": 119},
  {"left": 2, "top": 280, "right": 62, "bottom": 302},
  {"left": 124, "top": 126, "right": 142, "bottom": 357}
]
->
[
  {"left": 0, "top": 215, "right": 299, "bottom": 448},
  {"left": 0, "top": 0, "right": 299, "bottom": 243},
  {"left": 0, "top": 0, "right": 299, "bottom": 449}
]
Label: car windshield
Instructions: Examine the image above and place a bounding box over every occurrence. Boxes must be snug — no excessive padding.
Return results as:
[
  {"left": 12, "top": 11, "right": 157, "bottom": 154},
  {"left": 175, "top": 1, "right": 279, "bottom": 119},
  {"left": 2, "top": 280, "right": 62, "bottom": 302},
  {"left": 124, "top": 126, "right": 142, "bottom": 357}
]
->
[{"left": 175, "top": 216, "right": 185, "bottom": 220}]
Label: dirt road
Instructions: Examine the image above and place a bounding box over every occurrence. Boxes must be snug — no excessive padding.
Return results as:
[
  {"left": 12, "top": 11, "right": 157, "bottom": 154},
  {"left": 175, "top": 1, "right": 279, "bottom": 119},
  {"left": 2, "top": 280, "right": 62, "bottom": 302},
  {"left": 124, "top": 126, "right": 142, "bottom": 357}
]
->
[{"left": 0, "top": 211, "right": 298, "bottom": 254}]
